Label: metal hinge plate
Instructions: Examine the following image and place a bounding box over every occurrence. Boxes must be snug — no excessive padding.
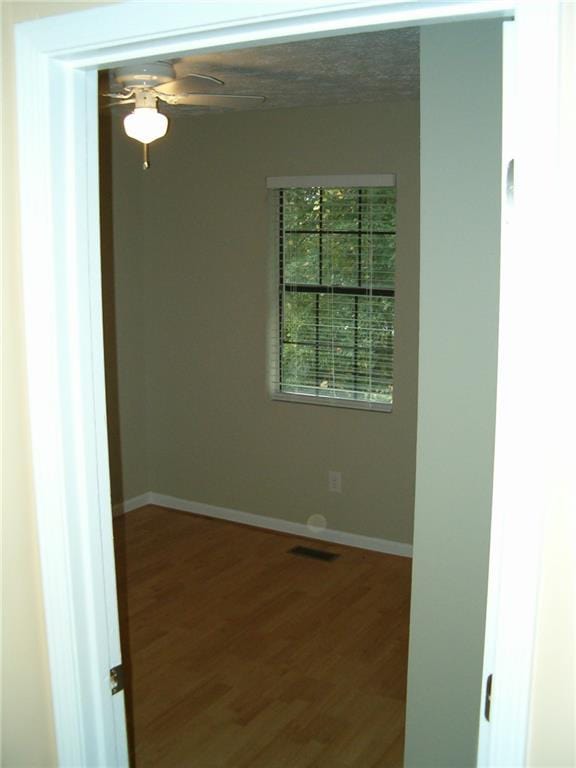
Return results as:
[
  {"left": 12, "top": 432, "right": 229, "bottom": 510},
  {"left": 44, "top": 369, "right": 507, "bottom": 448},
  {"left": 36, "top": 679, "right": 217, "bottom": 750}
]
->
[{"left": 110, "top": 664, "right": 124, "bottom": 695}]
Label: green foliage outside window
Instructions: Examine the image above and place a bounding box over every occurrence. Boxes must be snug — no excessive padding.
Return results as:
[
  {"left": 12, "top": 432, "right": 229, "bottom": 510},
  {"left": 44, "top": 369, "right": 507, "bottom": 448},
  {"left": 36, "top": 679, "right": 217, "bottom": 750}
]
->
[{"left": 278, "top": 186, "right": 395, "bottom": 406}]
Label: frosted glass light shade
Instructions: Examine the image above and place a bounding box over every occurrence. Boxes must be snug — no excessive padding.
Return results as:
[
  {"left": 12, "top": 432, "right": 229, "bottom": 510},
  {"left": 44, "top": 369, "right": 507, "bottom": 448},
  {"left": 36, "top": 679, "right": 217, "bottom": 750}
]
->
[{"left": 124, "top": 107, "right": 168, "bottom": 144}]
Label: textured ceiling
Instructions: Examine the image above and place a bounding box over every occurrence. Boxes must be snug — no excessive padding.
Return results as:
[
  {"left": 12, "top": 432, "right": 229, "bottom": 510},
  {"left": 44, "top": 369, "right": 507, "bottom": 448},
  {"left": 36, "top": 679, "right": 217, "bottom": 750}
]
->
[{"left": 103, "top": 27, "right": 419, "bottom": 117}]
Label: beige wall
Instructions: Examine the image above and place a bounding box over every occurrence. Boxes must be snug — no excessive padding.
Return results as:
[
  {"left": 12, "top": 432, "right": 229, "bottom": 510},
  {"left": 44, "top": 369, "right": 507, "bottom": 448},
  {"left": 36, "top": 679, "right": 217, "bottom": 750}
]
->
[
  {"left": 2, "top": 5, "right": 57, "bottom": 764},
  {"left": 528, "top": 499, "right": 576, "bottom": 767},
  {"left": 404, "top": 20, "right": 502, "bottom": 767},
  {"left": 107, "top": 101, "right": 420, "bottom": 543}
]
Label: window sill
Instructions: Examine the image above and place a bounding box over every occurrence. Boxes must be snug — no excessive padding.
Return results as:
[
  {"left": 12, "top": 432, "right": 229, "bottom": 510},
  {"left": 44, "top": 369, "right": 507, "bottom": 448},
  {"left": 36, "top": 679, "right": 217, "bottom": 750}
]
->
[{"left": 271, "top": 391, "right": 393, "bottom": 413}]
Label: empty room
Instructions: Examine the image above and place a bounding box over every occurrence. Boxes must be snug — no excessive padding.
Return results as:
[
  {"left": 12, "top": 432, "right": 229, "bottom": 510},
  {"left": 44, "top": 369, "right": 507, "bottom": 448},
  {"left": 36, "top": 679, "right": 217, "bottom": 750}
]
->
[
  {"left": 99, "top": 16, "right": 501, "bottom": 768},
  {"left": 101, "top": 29, "right": 418, "bottom": 767}
]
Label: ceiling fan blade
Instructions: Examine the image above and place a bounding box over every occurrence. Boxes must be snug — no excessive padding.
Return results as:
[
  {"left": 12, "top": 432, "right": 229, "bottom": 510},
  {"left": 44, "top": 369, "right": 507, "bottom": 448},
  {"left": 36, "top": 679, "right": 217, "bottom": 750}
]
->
[
  {"left": 161, "top": 93, "right": 266, "bottom": 108},
  {"left": 101, "top": 89, "right": 134, "bottom": 100},
  {"left": 102, "top": 98, "right": 135, "bottom": 109},
  {"left": 154, "top": 73, "right": 224, "bottom": 96}
]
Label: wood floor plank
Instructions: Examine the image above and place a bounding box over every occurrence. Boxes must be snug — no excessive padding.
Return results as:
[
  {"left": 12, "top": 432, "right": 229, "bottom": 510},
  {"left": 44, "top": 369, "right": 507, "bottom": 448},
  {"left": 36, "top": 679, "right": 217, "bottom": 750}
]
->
[{"left": 114, "top": 505, "right": 411, "bottom": 767}]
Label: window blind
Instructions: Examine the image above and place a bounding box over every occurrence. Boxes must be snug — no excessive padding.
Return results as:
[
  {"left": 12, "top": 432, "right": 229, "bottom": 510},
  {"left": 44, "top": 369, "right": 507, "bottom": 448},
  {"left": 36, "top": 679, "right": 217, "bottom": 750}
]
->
[{"left": 273, "top": 182, "right": 396, "bottom": 408}]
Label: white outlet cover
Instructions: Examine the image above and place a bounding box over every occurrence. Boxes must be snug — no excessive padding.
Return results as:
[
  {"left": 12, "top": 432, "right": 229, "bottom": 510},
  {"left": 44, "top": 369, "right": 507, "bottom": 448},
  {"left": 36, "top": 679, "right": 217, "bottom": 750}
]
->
[{"left": 328, "top": 471, "right": 342, "bottom": 493}]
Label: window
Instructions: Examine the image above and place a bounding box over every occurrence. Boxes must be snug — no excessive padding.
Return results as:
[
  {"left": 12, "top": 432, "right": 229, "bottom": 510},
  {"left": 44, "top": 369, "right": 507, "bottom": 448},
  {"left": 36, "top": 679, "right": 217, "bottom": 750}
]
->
[{"left": 268, "top": 174, "right": 396, "bottom": 411}]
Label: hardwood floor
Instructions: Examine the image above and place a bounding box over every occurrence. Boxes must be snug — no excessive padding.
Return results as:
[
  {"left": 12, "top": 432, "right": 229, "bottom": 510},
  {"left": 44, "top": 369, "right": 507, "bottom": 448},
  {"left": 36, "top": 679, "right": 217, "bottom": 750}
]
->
[{"left": 114, "top": 505, "right": 412, "bottom": 768}]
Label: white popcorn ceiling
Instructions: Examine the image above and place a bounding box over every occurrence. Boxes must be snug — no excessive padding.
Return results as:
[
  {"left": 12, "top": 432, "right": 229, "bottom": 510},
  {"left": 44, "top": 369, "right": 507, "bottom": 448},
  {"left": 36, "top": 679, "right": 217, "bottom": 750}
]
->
[{"left": 105, "top": 27, "right": 419, "bottom": 117}]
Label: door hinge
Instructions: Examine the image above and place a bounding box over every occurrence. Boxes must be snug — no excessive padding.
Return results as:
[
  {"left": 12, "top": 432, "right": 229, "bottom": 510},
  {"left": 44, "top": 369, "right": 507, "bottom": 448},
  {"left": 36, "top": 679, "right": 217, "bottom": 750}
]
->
[
  {"left": 110, "top": 664, "right": 124, "bottom": 695},
  {"left": 484, "top": 673, "right": 493, "bottom": 721}
]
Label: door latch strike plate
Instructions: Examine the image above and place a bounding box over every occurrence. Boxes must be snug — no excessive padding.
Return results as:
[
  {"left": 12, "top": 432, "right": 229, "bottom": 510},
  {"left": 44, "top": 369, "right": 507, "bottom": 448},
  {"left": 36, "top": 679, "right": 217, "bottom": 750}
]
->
[
  {"left": 110, "top": 664, "right": 124, "bottom": 695},
  {"left": 484, "top": 673, "right": 493, "bottom": 721}
]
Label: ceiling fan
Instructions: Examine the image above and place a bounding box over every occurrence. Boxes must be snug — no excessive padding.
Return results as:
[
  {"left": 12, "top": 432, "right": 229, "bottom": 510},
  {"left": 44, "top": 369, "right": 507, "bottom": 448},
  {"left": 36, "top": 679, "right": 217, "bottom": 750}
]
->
[{"left": 102, "top": 62, "right": 266, "bottom": 169}]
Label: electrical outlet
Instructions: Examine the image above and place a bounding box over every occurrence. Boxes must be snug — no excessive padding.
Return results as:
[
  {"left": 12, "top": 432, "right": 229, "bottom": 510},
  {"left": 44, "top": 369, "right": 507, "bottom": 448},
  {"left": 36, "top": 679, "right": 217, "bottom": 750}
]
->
[{"left": 328, "top": 470, "right": 342, "bottom": 493}]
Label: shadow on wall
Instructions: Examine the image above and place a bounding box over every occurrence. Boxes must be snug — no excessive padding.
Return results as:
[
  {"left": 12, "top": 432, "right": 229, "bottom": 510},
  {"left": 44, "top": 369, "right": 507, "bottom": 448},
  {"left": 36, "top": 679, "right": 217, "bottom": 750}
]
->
[
  {"left": 99, "top": 112, "right": 136, "bottom": 760},
  {"left": 99, "top": 111, "right": 124, "bottom": 506}
]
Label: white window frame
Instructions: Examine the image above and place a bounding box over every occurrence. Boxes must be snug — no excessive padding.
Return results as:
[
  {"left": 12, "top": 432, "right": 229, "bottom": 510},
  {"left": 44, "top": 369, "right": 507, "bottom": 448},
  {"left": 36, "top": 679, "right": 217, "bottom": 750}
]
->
[{"left": 268, "top": 173, "right": 396, "bottom": 412}]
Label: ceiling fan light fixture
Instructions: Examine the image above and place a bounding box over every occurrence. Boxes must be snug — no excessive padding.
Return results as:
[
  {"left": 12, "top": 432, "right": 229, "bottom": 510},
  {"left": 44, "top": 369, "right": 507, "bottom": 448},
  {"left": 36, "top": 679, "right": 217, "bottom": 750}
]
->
[{"left": 123, "top": 107, "right": 168, "bottom": 144}]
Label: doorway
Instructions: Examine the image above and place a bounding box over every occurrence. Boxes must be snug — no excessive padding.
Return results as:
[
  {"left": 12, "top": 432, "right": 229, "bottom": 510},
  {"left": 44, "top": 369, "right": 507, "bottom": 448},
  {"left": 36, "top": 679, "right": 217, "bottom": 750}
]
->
[
  {"left": 98, "top": 16, "right": 503, "bottom": 767},
  {"left": 99, "top": 28, "right": 420, "bottom": 766},
  {"left": 20, "top": 3, "right": 564, "bottom": 754}
]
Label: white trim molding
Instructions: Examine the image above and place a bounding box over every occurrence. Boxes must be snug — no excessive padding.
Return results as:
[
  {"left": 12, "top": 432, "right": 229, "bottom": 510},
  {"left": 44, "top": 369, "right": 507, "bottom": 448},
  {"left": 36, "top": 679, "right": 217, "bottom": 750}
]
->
[
  {"left": 266, "top": 173, "right": 396, "bottom": 188},
  {"left": 112, "top": 494, "right": 152, "bottom": 517},
  {"left": 118, "top": 493, "right": 413, "bottom": 558},
  {"left": 477, "top": 4, "right": 571, "bottom": 766}
]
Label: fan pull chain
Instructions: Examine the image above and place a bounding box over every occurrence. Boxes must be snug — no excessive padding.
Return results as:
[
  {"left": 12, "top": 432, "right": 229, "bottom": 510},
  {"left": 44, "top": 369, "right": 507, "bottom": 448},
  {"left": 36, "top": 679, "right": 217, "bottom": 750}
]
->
[{"left": 143, "top": 143, "right": 150, "bottom": 170}]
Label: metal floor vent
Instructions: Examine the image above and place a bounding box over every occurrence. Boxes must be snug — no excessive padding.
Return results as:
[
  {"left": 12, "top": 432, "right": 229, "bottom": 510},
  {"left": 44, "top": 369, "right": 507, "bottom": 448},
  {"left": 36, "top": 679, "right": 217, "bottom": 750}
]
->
[{"left": 289, "top": 545, "right": 340, "bottom": 562}]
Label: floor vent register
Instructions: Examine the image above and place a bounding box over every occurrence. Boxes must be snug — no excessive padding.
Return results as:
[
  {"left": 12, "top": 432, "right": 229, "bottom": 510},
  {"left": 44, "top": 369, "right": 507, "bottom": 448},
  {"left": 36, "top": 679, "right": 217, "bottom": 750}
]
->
[{"left": 288, "top": 545, "right": 340, "bottom": 562}]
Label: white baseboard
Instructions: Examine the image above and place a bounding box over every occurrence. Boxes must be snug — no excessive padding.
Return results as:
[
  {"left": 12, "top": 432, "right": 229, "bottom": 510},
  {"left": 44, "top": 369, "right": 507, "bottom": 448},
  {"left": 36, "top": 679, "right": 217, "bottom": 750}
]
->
[
  {"left": 112, "top": 492, "right": 153, "bottom": 517},
  {"left": 117, "top": 492, "right": 413, "bottom": 557}
]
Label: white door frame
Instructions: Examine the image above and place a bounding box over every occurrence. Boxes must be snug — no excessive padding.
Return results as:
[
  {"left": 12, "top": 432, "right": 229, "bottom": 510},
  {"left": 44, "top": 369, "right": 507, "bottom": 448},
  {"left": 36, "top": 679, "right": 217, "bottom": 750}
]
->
[
  {"left": 477, "top": 2, "right": 568, "bottom": 765},
  {"left": 14, "top": 1, "right": 565, "bottom": 765}
]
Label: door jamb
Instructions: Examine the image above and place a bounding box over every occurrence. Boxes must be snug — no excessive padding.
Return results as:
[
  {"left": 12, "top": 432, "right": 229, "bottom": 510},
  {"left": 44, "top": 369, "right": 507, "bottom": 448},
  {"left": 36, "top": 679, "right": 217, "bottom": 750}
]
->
[{"left": 14, "top": 1, "right": 563, "bottom": 765}]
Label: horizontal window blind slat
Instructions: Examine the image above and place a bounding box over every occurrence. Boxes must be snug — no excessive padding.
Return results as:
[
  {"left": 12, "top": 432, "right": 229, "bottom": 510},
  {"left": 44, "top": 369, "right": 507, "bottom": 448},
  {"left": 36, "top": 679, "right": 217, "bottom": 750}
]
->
[{"left": 282, "top": 285, "right": 394, "bottom": 297}]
